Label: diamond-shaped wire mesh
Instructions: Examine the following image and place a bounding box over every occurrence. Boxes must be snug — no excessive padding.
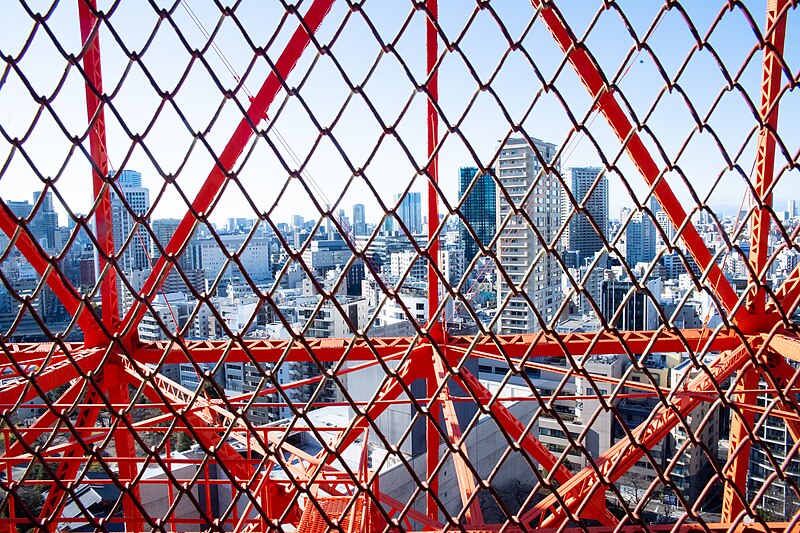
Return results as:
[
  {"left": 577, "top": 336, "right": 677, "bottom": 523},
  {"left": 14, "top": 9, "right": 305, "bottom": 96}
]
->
[{"left": 0, "top": 0, "right": 798, "bottom": 531}]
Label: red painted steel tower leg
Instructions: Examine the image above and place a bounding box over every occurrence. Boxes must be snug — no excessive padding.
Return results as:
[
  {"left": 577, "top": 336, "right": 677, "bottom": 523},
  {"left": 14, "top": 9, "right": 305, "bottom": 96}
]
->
[
  {"left": 106, "top": 364, "right": 143, "bottom": 531},
  {"left": 747, "top": 0, "right": 788, "bottom": 315},
  {"left": 721, "top": 366, "right": 759, "bottom": 523},
  {"left": 426, "top": 0, "right": 442, "bottom": 521},
  {"left": 78, "top": 0, "right": 119, "bottom": 334}
]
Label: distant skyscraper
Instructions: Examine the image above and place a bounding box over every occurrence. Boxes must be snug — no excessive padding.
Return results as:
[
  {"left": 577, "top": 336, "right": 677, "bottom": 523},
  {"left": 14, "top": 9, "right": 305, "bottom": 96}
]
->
[
  {"left": 561, "top": 167, "right": 607, "bottom": 266},
  {"left": 624, "top": 212, "right": 656, "bottom": 267},
  {"left": 396, "top": 192, "right": 422, "bottom": 234},
  {"left": 788, "top": 199, "right": 797, "bottom": 218},
  {"left": 31, "top": 191, "right": 59, "bottom": 250},
  {"left": 458, "top": 167, "right": 496, "bottom": 265},
  {"left": 352, "top": 204, "right": 367, "bottom": 236},
  {"left": 110, "top": 170, "right": 151, "bottom": 272},
  {"left": 7, "top": 200, "right": 32, "bottom": 219},
  {"left": 496, "top": 137, "right": 562, "bottom": 334}
]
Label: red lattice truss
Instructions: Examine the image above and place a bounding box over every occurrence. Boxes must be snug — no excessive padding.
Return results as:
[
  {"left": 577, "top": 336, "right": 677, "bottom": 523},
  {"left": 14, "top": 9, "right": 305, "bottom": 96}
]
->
[{"left": 0, "top": 0, "right": 798, "bottom": 532}]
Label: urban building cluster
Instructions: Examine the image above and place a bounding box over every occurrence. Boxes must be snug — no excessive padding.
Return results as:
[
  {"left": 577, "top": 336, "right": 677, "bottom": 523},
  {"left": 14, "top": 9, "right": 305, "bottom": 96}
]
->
[{"left": 3, "top": 137, "right": 799, "bottom": 523}]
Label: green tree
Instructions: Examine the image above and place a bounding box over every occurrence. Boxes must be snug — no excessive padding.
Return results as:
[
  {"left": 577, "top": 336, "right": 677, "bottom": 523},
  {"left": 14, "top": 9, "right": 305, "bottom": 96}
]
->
[{"left": 175, "top": 432, "right": 194, "bottom": 453}]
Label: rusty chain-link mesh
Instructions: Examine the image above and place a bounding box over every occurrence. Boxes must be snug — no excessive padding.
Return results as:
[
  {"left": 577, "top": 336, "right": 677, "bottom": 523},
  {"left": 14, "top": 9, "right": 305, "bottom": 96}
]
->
[{"left": 0, "top": 0, "right": 798, "bottom": 531}]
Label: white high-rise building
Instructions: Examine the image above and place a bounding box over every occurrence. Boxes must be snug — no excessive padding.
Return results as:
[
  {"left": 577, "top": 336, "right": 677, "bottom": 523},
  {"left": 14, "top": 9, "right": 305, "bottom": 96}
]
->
[
  {"left": 496, "top": 137, "right": 562, "bottom": 334},
  {"left": 110, "top": 170, "right": 151, "bottom": 272}
]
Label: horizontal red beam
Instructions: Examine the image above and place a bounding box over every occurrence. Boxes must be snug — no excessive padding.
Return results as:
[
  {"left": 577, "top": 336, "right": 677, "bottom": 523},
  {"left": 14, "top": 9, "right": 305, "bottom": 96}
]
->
[
  {"left": 1, "top": 329, "right": 742, "bottom": 366},
  {"left": 121, "top": 328, "right": 741, "bottom": 364}
]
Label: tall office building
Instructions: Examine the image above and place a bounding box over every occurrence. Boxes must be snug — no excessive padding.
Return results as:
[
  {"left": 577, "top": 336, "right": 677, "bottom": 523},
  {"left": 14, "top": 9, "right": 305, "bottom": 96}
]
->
[
  {"left": 396, "top": 192, "right": 422, "bottom": 235},
  {"left": 352, "top": 203, "right": 367, "bottom": 235},
  {"left": 561, "top": 167, "right": 607, "bottom": 266},
  {"left": 30, "top": 191, "right": 59, "bottom": 250},
  {"left": 458, "top": 167, "right": 496, "bottom": 265},
  {"left": 110, "top": 170, "right": 151, "bottom": 272},
  {"left": 496, "top": 137, "right": 562, "bottom": 334},
  {"left": 624, "top": 197, "right": 659, "bottom": 267}
]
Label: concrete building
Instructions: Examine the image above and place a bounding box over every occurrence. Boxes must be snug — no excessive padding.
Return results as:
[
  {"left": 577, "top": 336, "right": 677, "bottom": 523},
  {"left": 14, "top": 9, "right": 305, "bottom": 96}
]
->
[
  {"left": 561, "top": 167, "right": 607, "bottom": 266},
  {"left": 110, "top": 170, "right": 151, "bottom": 272},
  {"left": 747, "top": 383, "right": 800, "bottom": 518},
  {"left": 623, "top": 198, "right": 660, "bottom": 268},
  {"left": 190, "top": 233, "right": 271, "bottom": 285},
  {"left": 600, "top": 277, "right": 663, "bottom": 331},
  {"left": 31, "top": 191, "right": 59, "bottom": 250},
  {"left": 496, "top": 137, "right": 562, "bottom": 334}
]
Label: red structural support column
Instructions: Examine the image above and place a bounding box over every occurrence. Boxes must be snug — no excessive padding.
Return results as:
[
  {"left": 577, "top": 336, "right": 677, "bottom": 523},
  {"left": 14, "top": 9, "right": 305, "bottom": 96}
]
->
[
  {"left": 426, "top": 0, "right": 440, "bottom": 326},
  {"left": 747, "top": 0, "right": 789, "bottom": 314},
  {"left": 78, "top": 0, "right": 118, "bottom": 330},
  {"left": 118, "top": 0, "right": 336, "bottom": 338},
  {"left": 720, "top": 366, "right": 759, "bottom": 523},
  {"left": 106, "top": 364, "right": 143, "bottom": 531}
]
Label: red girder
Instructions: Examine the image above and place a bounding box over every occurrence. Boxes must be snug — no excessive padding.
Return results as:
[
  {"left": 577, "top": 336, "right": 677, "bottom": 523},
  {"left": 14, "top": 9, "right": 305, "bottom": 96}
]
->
[
  {"left": 721, "top": 366, "right": 760, "bottom": 523},
  {"left": 0, "top": 206, "right": 102, "bottom": 339},
  {"left": 126, "top": 328, "right": 740, "bottom": 364},
  {"left": 746, "top": 0, "right": 790, "bottom": 314},
  {"left": 520, "top": 343, "right": 755, "bottom": 527},
  {"left": 78, "top": 0, "right": 118, "bottom": 330},
  {"left": 37, "top": 381, "right": 103, "bottom": 532},
  {"left": 529, "top": 0, "right": 742, "bottom": 321},
  {"left": 0, "top": 347, "right": 106, "bottom": 408},
  {"left": 432, "top": 353, "right": 483, "bottom": 523}
]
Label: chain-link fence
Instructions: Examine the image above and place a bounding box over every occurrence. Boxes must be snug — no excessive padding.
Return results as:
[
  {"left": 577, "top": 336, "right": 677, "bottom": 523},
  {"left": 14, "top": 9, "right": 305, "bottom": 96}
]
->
[{"left": 0, "top": 0, "right": 798, "bottom": 531}]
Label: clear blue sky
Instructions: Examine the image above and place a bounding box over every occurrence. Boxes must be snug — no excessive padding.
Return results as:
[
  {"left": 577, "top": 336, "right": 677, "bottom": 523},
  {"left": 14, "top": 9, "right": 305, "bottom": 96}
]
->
[{"left": 1, "top": 1, "right": 797, "bottom": 228}]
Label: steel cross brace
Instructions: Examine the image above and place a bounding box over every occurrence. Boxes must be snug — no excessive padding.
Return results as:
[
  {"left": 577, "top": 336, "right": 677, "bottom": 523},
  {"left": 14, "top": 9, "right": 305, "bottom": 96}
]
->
[
  {"left": 528, "top": 0, "right": 742, "bottom": 320},
  {"left": 78, "top": 0, "right": 119, "bottom": 329},
  {"left": 519, "top": 342, "right": 756, "bottom": 527}
]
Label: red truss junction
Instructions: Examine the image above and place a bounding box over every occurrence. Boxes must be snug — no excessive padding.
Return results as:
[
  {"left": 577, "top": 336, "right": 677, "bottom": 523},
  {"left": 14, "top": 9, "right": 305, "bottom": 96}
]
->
[{"left": 0, "top": 0, "right": 799, "bottom": 532}]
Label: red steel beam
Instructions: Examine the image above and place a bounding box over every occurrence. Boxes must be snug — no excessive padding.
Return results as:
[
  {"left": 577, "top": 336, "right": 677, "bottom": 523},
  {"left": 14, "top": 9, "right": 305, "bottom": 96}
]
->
[
  {"left": 0, "top": 348, "right": 105, "bottom": 408},
  {"left": 519, "top": 344, "right": 753, "bottom": 527},
  {"left": 432, "top": 354, "right": 482, "bottom": 524},
  {"left": 77, "top": 0, "right": 118, "bottom": 329},
  {"left": 128, "top": 328, "right": 741, "bottom": 364},
  {"left": 772, "top": 264, "right": 800, "bottom": 317},
  {"left": 0, "top": 204, "right": 102, "bottom": 341},
  {"left": 452, "top": 365, "right": 617, "bottom": 525},
  {"left": 37, "top": 383, "right": 103, "bottom": 532},
  {"left": 425, "top": 3, "right": 441, "bottom": 516},
  {"left": 764, "top": 332, "right": 800, "bottom": 364},
  {"left": 720, "top": 366, "right": 759, "bottom": 523},
  {"left": 529, "top": 0, "right": 742, "bottom": 319},
  {"left": 747, "top": 0, "right": 789, "bottom": 314},
  {"left": 426, "top": 0, "right": 440, "bottom": 326},
  {"left": 5, "top": 378, "right": 85, "bottom": 458},
  {"left": 118, "top": 0, "right": 335, "bottom": 338},
  {"left": 105, "top": 364, "right": 143, "bottom": 530}
]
